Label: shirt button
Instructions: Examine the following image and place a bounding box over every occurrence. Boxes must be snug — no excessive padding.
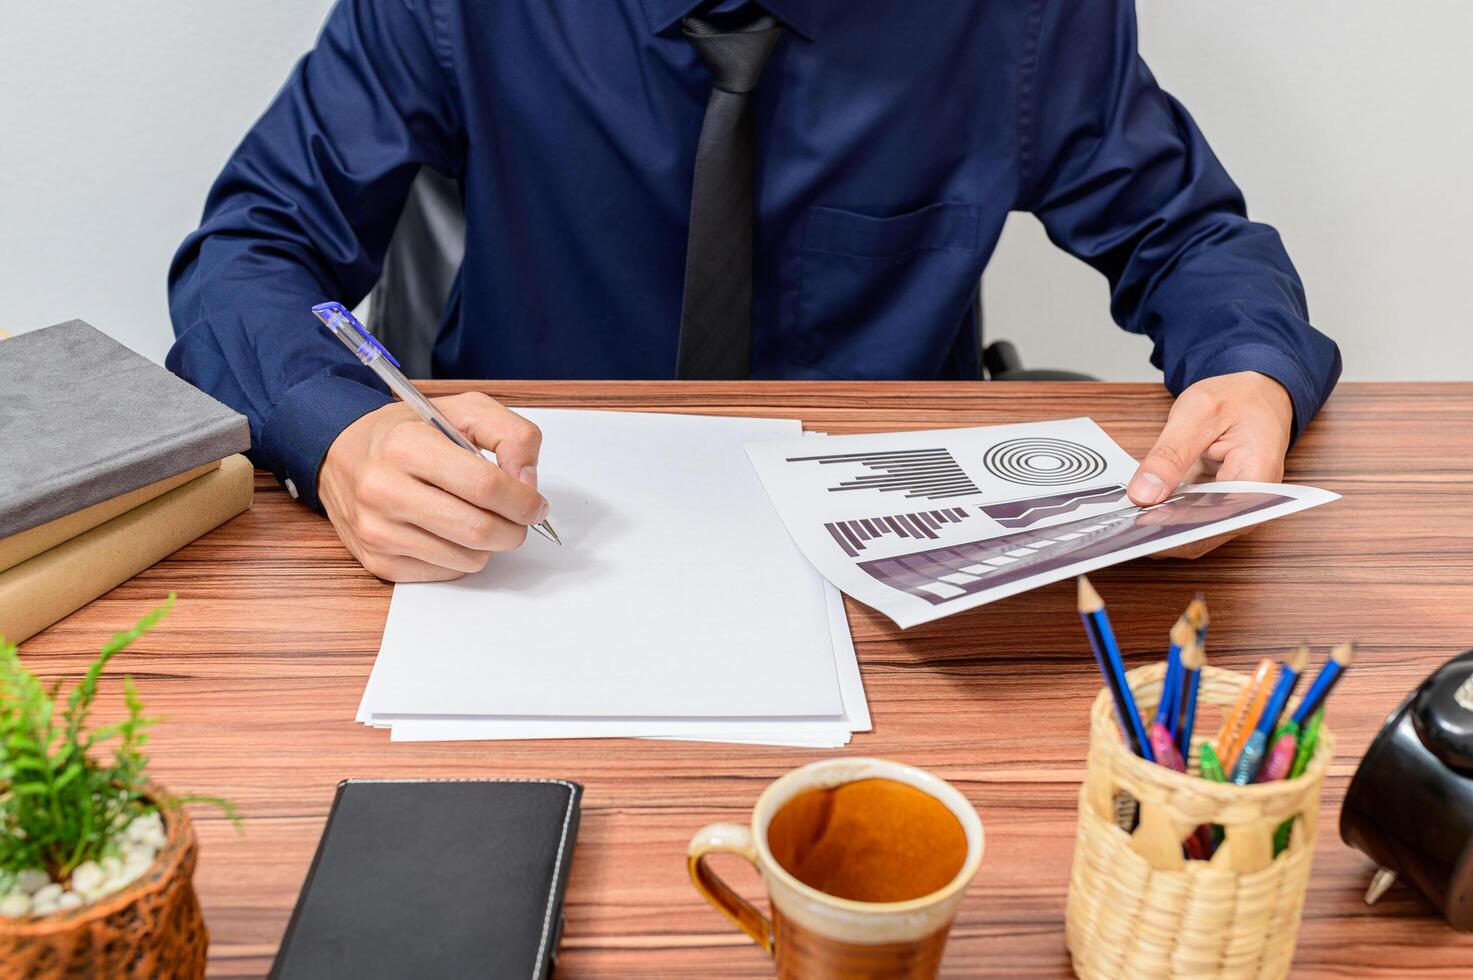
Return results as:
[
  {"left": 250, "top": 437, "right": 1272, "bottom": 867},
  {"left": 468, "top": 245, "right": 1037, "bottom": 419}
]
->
[{"left": 284, "top": 478, "right": 299, "bottom": 500}]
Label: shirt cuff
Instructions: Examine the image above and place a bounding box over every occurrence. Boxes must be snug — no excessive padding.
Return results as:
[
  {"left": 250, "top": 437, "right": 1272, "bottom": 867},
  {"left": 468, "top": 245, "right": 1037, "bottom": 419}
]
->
[
  {"left": 259, "top": 369, "right": 393, "bottom": 510},
  {"left": 1182, "top": 343, "right": 1326, "bottom": 444}
]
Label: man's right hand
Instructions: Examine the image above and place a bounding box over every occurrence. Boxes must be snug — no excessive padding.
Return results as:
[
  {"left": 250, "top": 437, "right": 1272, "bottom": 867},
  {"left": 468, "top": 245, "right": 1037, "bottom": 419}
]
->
[{"left": 318, "top": 392, "right": 549, "bottom": 582}]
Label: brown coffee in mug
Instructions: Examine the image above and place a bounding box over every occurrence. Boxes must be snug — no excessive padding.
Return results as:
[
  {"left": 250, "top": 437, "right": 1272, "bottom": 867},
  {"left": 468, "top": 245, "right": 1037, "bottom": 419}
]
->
[
  {"left": 689, "top": 758, "right": 984, "bottom": 979},
  {"left": 766, "top": 778, "right": 969, "bottom": 904}
]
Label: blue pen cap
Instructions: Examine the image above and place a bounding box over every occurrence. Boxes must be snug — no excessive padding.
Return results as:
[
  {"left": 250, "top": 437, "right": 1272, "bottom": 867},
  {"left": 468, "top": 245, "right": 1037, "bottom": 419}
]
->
[{"left": 311, "top": 301, "right": 401, "bottom": 369}]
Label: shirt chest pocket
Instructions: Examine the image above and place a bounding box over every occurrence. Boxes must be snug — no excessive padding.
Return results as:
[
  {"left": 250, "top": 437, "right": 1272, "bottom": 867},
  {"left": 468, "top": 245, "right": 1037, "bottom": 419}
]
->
[{"left": 781, "top": 202, "right": 982, "bottom": 377}]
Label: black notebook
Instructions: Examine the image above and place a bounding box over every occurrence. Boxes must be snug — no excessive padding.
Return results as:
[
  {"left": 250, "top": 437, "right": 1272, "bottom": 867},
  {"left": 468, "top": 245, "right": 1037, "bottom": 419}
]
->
[{"left": 271, "top": 779, "right": 582, "bottom": 980}]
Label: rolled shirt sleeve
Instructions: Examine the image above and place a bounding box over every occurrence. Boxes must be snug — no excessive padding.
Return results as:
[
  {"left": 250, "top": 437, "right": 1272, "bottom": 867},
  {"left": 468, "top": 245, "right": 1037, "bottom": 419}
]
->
[
  {"left": 1020, "top": 0, "right": 1341, "bottom": 437},
  {"left": 166, "top": 0, "right": 462, "bottom": 508}
]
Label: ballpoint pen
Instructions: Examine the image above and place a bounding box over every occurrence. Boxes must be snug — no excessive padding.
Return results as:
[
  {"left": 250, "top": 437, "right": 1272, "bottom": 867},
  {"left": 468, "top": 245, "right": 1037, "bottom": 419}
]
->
[{"left": 311, "top": 301, "right": 560, "bottom": 545}]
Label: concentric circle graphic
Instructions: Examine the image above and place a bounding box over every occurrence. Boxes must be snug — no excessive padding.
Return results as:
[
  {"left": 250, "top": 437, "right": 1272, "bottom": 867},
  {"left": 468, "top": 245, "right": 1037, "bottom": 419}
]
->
[{"left": 982, "top": 438, "right": 1107, "bottom": 486}]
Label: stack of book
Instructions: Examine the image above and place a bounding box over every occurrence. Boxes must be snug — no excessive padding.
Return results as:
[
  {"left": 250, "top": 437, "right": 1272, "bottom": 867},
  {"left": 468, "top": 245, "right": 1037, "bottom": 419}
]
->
[{"left": 0, "top": 320, "right": 252, "bottom": 643}]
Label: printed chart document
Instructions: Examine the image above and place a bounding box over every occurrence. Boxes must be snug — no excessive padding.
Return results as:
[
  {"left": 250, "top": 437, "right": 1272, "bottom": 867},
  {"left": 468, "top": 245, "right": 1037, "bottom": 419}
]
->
[
  {"left": 745, "top": 418, "right": 1338, "bottom": 629},
  {"left": 358, "top": 409, "right": 868, "bottom": 747}
]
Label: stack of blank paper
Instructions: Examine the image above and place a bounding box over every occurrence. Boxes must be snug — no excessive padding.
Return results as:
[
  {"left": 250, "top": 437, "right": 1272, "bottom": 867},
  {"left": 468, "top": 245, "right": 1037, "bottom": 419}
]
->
[{"left": 357, "top": 409, "right": 868, "bottom": 747}]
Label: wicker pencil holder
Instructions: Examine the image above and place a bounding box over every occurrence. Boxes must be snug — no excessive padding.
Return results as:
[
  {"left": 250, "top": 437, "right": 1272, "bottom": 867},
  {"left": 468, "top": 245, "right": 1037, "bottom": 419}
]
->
[{"left": 1065, "top": 662, "right": 1334, "bottom": 980}]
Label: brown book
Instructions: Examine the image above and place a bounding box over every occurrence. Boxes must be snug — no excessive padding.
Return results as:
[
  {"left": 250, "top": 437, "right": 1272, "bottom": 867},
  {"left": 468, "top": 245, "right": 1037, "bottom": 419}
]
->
[
  {"left": 0, "top": 454, "right": 254, "bottom": 644},
  {"left": 0, "top": 462, "right": 219, "bottom": 574}
]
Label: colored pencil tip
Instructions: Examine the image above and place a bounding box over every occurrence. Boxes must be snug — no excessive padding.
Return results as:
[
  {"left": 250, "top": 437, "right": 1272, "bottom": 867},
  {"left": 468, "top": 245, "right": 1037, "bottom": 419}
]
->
[
  {"left": 1170, "top": 616, "right": 1195, "bottom": 650},
  {"left": 1076, "top": 575, "right": 1103, "bottom": 613},
  {"left": 1181, "top": 636, "right": 1206, "bottom": 670},
  {"left": 1287, "top": 644, "right": 1310, "bottom": 673},
  {"left": 1332, "top": 642, "right": 1357, "bottom": 666},
  {"left": 1187, "top": 596, "right": 1209, "bottom": 630}
]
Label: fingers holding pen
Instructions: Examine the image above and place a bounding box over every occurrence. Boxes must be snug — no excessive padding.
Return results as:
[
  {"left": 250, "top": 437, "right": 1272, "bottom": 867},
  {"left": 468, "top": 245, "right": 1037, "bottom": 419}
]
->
[
  {"left": 387, "top": 421, "right": 550, "bottom": 528},
  {"left": 355, "top": 510, "right": 497, "bottom": 573},
  {"left": 436, "top": 392, "right": 545, "bottom": 487},
  {"left": 320, "top": 398, "right": 551, "bottom": 583},
  {"left": 357, "top": 467, "right": 531, "bottom": 554}
]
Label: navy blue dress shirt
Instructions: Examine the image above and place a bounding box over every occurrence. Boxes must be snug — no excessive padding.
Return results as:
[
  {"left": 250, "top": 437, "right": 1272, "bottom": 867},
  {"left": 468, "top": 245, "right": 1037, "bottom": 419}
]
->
[{"left": 168, "top": 0, "right": 1341, "bottom": 510}]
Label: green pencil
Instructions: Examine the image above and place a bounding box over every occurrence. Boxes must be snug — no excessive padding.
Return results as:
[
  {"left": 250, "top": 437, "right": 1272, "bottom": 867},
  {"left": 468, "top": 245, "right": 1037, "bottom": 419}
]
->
[
  {"left": 1274, "top": 710, "right": 1324, "bottom": 854},
  {"left": 1289, "top": 708, "right": 1325, "bottom": 779},
  {"left": 1199, "top": 743, "right": 1228, "bottom": 851}
]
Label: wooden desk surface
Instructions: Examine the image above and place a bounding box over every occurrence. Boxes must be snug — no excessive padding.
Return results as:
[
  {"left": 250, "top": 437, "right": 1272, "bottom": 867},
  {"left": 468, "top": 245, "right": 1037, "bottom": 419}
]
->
[{"left": 19, "top": 381, "right": 1473, "bottom": 977}]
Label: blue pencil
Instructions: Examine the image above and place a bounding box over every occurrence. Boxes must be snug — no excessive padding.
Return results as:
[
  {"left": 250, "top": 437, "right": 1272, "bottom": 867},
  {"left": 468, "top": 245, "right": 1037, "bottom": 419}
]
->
[
  {"left": 1176, "top": 630, "right": 1205, "bottom": 762},
  {"left": 1231, "top": 644, "right": 1310, "bottom": 784},
  {"left": 1155, "top": 616, "right": 1186, "bottom": 735},
  {"left": 1176, "top": 596, "right": 1208, "bottom": 758},
  {"left": 1077, "top": 576, "right": 1154, "bottom": 762},
  {"left": 1291, "top": 643, "right": 1356, "bottom": 726}
]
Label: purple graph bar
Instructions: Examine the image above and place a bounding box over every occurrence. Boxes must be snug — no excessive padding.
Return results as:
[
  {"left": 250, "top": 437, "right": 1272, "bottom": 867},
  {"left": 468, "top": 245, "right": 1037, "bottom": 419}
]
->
[
  {"left": 824, "top": 506, "right": 976, "bottom": 555},
  {"left": 858, "top": 492, "right": 1286, "bottom": 605},
  {"left": 825, "top": 523, "right": 858, "bottom": 558}
]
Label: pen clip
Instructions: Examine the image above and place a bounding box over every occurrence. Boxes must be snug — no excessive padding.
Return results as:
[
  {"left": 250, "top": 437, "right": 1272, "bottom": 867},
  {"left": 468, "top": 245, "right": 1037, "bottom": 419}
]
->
[{"left": 311, "top": 301, "right": 401, "bottom": 369}]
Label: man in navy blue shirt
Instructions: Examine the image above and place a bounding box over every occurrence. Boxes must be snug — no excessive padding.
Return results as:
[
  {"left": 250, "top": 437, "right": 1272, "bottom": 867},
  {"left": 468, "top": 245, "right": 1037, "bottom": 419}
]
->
[{"left": 168, "top": 0, "right": 1340, "bottom": 582}]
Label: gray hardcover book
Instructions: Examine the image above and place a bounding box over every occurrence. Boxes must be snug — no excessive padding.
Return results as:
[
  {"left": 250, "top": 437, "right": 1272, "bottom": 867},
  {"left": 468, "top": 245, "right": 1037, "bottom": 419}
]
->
[{"left": 0, "top": 320, "right": 250, "bottom": 538}]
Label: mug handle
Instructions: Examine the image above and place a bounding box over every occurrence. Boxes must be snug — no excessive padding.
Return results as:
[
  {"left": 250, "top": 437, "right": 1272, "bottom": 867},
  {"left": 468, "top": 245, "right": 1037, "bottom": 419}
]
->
[{"left": 687, "top": 823, "right": 775, "bottom": 956}]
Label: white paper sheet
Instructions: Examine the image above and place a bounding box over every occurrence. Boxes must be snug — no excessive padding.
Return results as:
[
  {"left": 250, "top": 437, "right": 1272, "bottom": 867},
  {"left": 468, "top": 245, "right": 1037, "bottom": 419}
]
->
[
  {"left": 376, "top": 578, "right": 866, "bottom": 745},
  {"left": 745, "top": 418, "right": 1339, "bottom": 628},
  {"left": 359, "top": 409, "right": 866, "bottom": 745}
]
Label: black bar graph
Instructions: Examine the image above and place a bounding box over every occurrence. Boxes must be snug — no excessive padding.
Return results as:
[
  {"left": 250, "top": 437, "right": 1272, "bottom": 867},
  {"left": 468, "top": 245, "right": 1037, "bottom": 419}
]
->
[
  {"left": 785, "top": 448, "right": 980, "bottom": 500},
  {"left": 824, "top": 507, "right": 974, "bottom": 557}
]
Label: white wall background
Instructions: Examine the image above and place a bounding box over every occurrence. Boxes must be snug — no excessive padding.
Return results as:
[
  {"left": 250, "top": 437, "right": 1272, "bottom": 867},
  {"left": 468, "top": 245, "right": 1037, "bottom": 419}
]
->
[
  {"left": 0, "top": 3, "right": 339, "bottom": 361},
  {"left": 985, "top": 2, "right": 1473, "bottom": 381},
  {"left": 2, "top": 2, "right": 1470, "bottom": 379}
]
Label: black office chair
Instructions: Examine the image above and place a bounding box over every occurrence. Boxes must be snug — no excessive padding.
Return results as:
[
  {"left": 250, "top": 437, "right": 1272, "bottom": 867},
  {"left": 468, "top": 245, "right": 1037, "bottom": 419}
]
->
[
  {"left": 977, "top": 298, "right": 1096, "bottom": 382},
  {"left": 370, "top": 168, "right": 1095, "bottom": 382}
]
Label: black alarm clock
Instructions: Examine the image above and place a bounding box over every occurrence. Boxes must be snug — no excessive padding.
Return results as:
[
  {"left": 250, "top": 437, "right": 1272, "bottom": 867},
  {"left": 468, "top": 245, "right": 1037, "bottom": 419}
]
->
[{"left": 1341, "top": 649, "right": 1473, "bottom": 930}]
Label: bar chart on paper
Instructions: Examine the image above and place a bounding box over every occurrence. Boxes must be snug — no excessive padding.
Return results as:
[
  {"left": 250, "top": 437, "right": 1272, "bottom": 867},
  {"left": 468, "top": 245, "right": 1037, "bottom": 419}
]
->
[
  {"left": 784, "top": 448, "right": 981, "bottom": 499},
  {"left": 746, "top": 418, "right": 1339, "bottom": 628},
  {"left": 824, "top": 507, "right": 978, "bottom": 557}
]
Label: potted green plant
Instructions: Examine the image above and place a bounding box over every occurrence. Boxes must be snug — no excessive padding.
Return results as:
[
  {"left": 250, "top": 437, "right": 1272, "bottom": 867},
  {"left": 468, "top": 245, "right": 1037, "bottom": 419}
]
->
[{"left": 0, "top": 595, "right": 238, "bottom": 979}]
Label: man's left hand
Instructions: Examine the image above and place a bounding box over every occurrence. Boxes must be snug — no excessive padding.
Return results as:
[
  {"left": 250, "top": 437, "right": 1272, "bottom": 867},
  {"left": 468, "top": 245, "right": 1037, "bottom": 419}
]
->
[{"left": 1126, "top": 371, "right": 1294, "bottom": 559}]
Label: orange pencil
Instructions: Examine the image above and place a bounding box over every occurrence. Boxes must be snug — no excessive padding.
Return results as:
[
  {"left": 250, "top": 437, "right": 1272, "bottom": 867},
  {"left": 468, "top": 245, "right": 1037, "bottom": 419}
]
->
[
  {"left": 1216, "top": 657, "right": 1274, "bottom": 765},
  {"left": 1222, "top": 659, "right": 1282, "bottom": 769}
]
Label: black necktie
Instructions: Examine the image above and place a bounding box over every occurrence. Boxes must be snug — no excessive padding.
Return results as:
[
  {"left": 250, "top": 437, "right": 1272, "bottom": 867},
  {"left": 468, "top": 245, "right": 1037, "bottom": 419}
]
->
[{"left": 676, "top": 7, "right": 785, "bottom": 379}]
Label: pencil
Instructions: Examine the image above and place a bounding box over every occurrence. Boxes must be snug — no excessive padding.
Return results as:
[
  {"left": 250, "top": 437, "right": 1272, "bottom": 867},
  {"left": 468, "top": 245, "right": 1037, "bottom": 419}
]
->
[
  {"left": 1197, "top": 742, "right": 1227, "bottom": 854},
  {"left": 1217, "top": 658, "right": 1275, "bottom": 767},
  {"left": 1077, "top": 576, "right": 1154, "bottom": 762},
  {"left": 1291, "top": 643, "right": 1356, "bottom": 727},
  {"left": 1289, "top": 708, "right": 1326, "bottom": 779},
  {"left": 1231, "top": 644, "right": 1310, "bottom": 784},
  {"left": 1181, "top": 596, "right": 1208, "bottom": 728},
  {"left": 1176, "top": 624, "right": 1205, "bottom": 761},
  {"left": 1155, "top": 615, "right": 1189, "bottom": 735},
  {"left": 1188, "top": 594, "right": 1209, "bottom": 645}
]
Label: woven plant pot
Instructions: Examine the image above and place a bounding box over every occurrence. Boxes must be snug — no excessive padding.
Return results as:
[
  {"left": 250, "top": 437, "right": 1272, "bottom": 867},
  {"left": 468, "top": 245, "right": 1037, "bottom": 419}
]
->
[
  {"left": 0, "top": 792, "right": 208, "bottom": 979},
  {"left": 1065, "top": 662, "right": 1334, "bottom": 980}
]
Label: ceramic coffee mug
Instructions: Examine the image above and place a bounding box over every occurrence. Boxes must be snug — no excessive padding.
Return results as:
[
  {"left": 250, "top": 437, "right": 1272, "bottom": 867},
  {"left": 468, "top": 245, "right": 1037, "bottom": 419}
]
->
[{"left": 688, "top": 757, "right": 984, "bottom": 979}]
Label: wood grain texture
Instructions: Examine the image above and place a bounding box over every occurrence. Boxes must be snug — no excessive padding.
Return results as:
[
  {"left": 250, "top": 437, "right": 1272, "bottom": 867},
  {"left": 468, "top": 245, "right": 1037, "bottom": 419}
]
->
[{"left": 15, "top": 381, "right": 1473, "bottom": 978}]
